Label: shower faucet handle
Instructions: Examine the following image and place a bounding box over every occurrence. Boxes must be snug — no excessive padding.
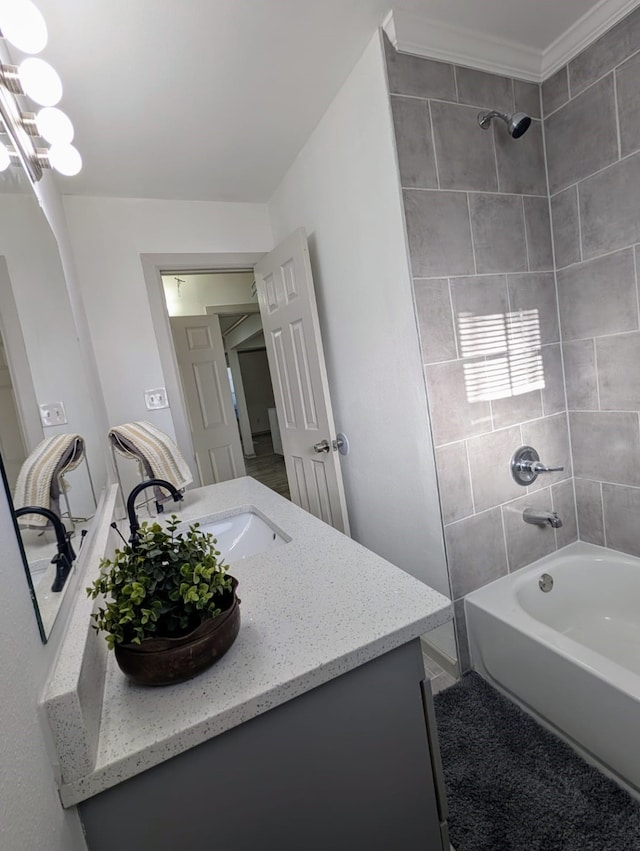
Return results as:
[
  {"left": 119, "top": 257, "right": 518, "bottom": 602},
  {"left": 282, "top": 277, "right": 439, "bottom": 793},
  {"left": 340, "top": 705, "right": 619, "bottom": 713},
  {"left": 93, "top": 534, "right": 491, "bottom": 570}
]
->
[
  {"left": 511, "top": 445, "right": 564, "bottom": 485},
  {"left": 531, "top": 462, "right": 564, "bottom": 474}
]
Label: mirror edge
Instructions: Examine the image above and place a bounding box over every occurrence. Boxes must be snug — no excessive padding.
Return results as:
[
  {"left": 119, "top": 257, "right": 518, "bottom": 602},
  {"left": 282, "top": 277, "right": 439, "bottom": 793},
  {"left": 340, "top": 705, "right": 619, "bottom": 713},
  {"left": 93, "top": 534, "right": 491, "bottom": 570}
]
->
[{"left": 0, "top": 448, "right": 47, "bottom": 642}]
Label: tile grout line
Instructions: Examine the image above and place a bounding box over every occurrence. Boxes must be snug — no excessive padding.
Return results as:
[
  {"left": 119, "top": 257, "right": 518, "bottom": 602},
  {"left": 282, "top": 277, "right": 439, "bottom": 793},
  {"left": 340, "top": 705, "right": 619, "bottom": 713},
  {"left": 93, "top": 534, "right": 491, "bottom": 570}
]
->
[
  {"left": 447, "top": 277, "right": 460, "bottom": 360},
  {"left": 427, "top": 100, "right": 441, "bottom": 191},
  {"left": 464, "top": 439, "right": 477, "bottom": 515},
  {"left": 404, "top": 185, "right": 548, "bottom": 199},
  {"left": 575, "top": 183, "right": 584, "bottom": 263},
  {"left": 613, "top": 69, "right": 622, "bottom": 162},
  {"left": 466, "top": 192, "right": 478, "bottom": 276},
  {"left": 542, "top": 94, "right": 578, "bottom": 543},
  {"left": 499, "top": 499, "right": 511, "bottom": 573},
  {"left": 633, "top": 246, "right": 640, "bottom": 332},
  {"left": 593, "top": 338, "right": 602, "bottom": 412},
  {"left": 491, "top": 123, "right": 501, "bottom": 194},
  {"left": 521, "top": 196, "right": 531, "bottom": 272}
]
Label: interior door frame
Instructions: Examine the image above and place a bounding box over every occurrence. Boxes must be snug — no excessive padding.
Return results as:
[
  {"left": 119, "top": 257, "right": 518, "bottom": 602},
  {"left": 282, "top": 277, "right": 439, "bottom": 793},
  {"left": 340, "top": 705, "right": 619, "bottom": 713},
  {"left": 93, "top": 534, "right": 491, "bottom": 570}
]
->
[{"left": 141, "top": 253, "right": 264, "bottom": 488}]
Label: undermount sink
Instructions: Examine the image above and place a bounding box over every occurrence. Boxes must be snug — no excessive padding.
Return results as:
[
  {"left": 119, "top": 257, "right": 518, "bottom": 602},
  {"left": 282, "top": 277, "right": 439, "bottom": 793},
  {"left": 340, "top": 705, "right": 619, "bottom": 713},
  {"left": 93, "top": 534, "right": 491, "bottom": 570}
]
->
[{"left": 187, "top": 510, "right": 288, "bottom": 562}]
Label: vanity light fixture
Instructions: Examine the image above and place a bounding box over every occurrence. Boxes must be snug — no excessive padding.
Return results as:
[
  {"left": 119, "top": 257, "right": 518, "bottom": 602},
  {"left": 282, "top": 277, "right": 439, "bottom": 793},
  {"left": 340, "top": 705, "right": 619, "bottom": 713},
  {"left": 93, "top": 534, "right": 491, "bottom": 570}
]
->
[
  {"left": 0, "top": 0, "right": 81, "bottom": 181},
  {"left": 0, "top": 0, "right": 48, "bottom": 55}
]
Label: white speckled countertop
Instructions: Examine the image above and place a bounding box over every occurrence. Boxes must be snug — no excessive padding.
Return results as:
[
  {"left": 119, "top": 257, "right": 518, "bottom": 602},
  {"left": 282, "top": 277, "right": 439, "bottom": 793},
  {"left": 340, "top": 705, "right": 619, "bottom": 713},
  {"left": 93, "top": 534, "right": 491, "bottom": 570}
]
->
[{"left": 52, "top": 477, "right": 451, "bottom": 806}]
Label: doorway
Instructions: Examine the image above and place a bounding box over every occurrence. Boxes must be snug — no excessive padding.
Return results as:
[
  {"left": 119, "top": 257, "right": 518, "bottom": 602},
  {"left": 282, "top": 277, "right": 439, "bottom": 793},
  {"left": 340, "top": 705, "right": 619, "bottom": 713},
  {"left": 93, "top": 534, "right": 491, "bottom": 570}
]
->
[{"left": 161, "top": 270, "right": 289, "bottom": 499}]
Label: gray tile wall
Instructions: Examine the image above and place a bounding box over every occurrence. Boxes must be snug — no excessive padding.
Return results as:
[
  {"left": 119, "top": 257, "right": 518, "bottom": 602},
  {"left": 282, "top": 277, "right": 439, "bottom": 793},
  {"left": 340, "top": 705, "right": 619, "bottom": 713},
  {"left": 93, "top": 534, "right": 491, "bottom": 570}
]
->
[
  {"left": 384, "top": 37, "right": 577, "bottom": 671},
  {"left": 546, "top": 6, "right": 640, "bottom": 560}
]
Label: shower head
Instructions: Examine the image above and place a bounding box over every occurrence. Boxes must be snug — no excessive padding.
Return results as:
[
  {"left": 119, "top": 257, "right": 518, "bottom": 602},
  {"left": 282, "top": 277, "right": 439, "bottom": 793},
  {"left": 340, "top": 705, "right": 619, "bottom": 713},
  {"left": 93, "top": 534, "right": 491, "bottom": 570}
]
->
[{"left": 477, "top": 109, "right": 532, "bottom": 139}]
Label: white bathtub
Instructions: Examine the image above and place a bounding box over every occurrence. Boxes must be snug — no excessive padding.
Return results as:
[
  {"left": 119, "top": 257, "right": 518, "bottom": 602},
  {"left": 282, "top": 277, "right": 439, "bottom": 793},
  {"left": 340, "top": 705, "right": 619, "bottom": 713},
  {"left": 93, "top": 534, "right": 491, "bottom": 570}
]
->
[{"left": 466, "top": 541, "right": 640, "bottom": 795}]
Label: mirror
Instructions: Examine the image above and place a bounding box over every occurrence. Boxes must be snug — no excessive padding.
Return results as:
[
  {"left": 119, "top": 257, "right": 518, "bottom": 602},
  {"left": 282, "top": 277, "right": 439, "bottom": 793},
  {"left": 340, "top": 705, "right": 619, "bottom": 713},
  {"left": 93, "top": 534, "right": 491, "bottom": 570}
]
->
[{"left": 0, "top": 171, "right": 106, "bottom": 640}]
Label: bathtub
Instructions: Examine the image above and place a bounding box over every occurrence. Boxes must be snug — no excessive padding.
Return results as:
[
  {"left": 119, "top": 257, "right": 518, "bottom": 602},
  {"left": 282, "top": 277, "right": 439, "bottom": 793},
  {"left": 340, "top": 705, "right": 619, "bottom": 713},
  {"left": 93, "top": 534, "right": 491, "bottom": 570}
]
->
[{"left": 466, "top": 541, "right": 640, "bottom": 795}]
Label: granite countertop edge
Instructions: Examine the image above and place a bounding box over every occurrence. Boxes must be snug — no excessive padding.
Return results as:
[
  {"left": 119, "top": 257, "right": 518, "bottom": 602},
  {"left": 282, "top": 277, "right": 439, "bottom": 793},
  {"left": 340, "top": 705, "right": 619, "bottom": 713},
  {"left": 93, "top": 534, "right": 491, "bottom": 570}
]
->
[{"left": 56, "top": 477, "right": 452, "bottom": 807}]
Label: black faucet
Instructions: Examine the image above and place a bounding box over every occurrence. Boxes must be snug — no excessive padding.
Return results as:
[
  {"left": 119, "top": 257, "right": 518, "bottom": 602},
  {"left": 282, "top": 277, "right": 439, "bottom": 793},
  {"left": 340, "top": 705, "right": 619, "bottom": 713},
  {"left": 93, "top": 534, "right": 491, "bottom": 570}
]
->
[
  {"left": 14, "top": 506, "right": 76, "bottom": 593},
  {"left": 126, "top": 478, "right": 184, "bottom": 547}
]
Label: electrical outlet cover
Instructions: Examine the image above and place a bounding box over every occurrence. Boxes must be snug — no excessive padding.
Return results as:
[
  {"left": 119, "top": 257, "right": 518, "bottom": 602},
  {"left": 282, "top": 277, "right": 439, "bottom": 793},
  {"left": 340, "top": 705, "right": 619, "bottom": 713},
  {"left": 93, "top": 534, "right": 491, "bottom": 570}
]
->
[
  {"left": 145, "top": 388, "right": 169, "bottom": 410},
  {"left": 39, "top": 401, "right": 68, "bottom": 427}
]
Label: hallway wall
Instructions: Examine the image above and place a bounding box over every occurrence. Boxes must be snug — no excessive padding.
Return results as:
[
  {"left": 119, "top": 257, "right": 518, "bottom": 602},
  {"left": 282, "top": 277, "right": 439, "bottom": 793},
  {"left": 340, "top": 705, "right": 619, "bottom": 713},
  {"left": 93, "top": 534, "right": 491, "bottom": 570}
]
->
[{"left": 63, "top": 197, "right": 272, "bottom": 436}]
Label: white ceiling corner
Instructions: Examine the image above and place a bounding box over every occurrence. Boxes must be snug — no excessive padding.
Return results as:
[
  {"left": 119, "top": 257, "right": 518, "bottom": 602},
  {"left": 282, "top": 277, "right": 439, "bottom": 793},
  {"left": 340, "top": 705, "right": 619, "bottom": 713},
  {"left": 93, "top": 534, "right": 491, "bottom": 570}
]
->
[
  {"left": 384, "top": 9, "right": 543, "bottom": 81},
  {"left": 541, "top": 0, "right": 640, "bottom": 78},
  {"left": 386, "top": 0, "right": 640, "bottom": 83}
]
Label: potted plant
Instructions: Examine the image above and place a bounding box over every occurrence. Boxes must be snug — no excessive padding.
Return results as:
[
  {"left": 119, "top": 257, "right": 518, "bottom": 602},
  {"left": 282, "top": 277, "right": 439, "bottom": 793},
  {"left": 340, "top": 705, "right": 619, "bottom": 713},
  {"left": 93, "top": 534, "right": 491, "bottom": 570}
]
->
[{"left": 87, "top": 515, "right": 240, "bottom": 686}]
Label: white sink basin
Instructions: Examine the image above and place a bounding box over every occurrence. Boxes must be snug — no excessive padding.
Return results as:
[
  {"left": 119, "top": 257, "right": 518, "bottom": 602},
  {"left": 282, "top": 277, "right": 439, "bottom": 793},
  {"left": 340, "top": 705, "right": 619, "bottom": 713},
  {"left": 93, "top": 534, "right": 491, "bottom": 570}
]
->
[{"left": 190, "top": 511, "right": 288, "bottom": 561}]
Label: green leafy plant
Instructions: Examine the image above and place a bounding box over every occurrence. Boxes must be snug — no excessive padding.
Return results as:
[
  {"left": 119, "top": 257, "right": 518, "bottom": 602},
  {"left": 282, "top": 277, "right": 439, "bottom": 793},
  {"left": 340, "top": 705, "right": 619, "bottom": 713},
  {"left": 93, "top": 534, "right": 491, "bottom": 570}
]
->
[{"left": 87, "top": 515, "right": 232, "bottom": 650}]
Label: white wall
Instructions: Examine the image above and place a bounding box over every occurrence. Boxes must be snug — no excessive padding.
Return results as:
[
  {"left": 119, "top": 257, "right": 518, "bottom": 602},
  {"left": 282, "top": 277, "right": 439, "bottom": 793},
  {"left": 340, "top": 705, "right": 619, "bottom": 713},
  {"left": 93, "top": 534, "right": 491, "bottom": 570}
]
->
[
  {"left": 0, "top": 486, "right": 87, "bottom": 850},
  {"left": 162, "top": 272, "right": 255, "bottom": 317},
  {"left": 63, "top": 198, "right": 273, "bottom": 441},
  {"left": 0, "top": 174, "right": 107, "bottom": 851},
  {"left": 0, "top": 193, "right": 106, "bottom": 511},
  {"left": 268, "top": 32, "right": 450, "bottom": 597}
]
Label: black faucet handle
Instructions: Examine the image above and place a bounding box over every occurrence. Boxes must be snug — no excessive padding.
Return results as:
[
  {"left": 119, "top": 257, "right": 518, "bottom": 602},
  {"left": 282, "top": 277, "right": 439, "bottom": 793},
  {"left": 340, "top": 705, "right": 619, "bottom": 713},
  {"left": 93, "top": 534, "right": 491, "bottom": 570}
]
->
[
  {"left": 51, "top": 552, "right": 72, "bottom": 592},
  {"left": 155, "top": 490, "right": 183, "bottom": 514}
]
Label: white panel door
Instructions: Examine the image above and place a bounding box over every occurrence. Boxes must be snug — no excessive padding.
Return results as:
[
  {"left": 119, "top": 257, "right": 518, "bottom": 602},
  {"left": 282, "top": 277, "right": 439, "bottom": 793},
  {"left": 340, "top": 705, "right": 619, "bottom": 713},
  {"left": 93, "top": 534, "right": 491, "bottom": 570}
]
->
[
  {"left": 0, "top": 337, "right": 26, "bottom": 490},
  {"left": 170, "top": 315, "right": 245, "bottom": 486},
  {"left": 254, "top": 228, "right": 349, "bottom": 534}
]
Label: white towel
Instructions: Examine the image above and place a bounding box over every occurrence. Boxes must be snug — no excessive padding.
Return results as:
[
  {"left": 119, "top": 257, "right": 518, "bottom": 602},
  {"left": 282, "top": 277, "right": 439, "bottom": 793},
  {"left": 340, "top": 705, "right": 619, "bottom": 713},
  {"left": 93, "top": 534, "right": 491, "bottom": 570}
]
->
[
  {"left": 108, "top": 421, "right": 193, "bottom": 498},
  {"left": 13, "top": 434, "right": 86, "bottom": 527}
]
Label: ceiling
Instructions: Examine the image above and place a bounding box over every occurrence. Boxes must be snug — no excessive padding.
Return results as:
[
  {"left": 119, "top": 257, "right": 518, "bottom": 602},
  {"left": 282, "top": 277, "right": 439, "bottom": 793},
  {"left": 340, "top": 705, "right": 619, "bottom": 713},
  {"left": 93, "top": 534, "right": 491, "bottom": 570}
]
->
[{"left": 32, "top": 0, "right": 631, "bottom": 202}]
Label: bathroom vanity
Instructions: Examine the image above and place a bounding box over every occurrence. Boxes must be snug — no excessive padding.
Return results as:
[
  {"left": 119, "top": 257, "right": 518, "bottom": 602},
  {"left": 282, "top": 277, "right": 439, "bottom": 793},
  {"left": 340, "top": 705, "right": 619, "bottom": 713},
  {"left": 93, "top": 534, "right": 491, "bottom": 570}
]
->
[{"left": 43, "top": 478, "right": 452, "bottom": 851}]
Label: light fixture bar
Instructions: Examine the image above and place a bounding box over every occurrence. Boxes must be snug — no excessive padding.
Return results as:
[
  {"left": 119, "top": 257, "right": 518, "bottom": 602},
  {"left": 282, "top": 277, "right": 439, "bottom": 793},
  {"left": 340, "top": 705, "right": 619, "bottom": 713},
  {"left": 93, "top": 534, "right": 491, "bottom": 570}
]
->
[
  {"left": 0, "top": 72, "right": 41, "bottom": 180},
  {"left": 0, "top": 0, "right": 80, "bottom": 181}
]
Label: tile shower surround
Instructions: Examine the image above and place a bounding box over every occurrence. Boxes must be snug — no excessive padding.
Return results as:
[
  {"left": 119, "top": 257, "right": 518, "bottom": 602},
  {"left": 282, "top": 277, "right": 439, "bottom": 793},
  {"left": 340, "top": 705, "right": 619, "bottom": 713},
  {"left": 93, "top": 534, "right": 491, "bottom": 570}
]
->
[
  {"left": 384, "top": 15, "right": 640, "bottom": 669},
  {"left": 386, "top": 37, "right": 575, "bottom": 672},
  {"left": 544, "top": 8, "right": 640, "bottom": 565}
]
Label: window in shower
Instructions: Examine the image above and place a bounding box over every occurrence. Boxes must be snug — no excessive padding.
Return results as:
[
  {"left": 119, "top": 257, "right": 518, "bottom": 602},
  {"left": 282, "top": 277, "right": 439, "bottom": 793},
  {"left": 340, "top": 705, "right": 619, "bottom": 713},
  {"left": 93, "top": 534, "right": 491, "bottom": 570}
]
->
[{"left": 458, "top": 308, "right": 544, "bottom": 403}]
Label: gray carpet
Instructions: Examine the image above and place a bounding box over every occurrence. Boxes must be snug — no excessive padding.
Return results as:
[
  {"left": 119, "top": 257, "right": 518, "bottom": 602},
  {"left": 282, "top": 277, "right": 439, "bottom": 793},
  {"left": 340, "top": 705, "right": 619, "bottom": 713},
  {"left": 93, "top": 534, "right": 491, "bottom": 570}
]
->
[{"left": 434, "top": 673, "right": 640, "bottom": 851}]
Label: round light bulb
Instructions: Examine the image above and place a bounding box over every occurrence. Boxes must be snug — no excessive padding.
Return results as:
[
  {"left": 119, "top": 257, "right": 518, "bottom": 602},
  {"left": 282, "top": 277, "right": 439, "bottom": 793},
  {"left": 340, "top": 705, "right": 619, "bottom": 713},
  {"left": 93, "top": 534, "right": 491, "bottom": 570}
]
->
[
  {"left": 18, "top": 57, "right": 62, "bottom": 106},
  {"left": 35, "top": 107, "right": 73, "bottom": 145},
  {"left": 48, "top": 143, "right": 81, "bottom": 176},
  {"left": 0, "top": 142, "right": 10, "bottom": 171},
  {"left": 0, "top": 0, "right": 47, "bottom": 54}
]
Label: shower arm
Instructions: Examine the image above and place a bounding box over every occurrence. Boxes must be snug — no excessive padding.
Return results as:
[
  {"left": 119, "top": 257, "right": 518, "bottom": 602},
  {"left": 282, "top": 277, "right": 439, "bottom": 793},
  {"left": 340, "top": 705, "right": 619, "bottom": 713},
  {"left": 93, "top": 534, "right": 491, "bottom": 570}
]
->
[{"left": 477, "top": 110, "right": 509, "bottom": 130}]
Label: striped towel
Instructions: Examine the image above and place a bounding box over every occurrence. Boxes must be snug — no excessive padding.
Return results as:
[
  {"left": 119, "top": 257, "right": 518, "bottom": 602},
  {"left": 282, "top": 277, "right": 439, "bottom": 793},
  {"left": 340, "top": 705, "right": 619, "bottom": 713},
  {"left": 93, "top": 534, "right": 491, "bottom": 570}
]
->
[
  {"left": 13, "top": 434, "right": 86, "bottom": 527},
  {"left": 108, "top": 422, "right": 193, "bottom": 499}
]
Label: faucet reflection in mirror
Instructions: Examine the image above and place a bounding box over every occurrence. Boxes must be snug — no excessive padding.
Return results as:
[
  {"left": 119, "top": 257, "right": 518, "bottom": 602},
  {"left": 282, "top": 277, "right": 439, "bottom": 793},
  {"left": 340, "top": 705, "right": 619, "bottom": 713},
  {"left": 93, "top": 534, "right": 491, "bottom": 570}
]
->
[
  {"left": 11, "top": 433, "right": 95, "bottom": 637},
  {"left": 0, "top": 0, "right": 81, "bottom": 181},
  {"left": 14, "top": 504, "right": 75, "bottom": 591}
]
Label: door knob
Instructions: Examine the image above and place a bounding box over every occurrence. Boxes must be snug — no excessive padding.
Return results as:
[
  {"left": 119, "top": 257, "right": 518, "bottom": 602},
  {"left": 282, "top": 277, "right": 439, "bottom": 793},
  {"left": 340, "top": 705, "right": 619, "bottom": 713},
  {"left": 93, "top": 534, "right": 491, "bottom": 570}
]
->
[{"left": 313, "top": 439, "right": 331, "bottom": 454}]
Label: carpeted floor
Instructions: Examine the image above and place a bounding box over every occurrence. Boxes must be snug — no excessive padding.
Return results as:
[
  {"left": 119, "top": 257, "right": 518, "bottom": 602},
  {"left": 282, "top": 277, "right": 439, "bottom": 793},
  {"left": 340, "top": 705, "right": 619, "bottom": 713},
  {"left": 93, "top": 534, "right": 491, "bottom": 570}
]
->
[{"left": 434, "top": 673, "right": 640, "bottom": 851}]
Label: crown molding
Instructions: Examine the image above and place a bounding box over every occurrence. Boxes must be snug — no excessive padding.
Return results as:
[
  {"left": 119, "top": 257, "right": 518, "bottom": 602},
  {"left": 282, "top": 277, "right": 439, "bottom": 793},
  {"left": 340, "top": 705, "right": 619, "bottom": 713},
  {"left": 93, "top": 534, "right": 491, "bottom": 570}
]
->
[
  {"left": 383, "top": 9, "right": 542, "bottom": 82},
  {"left": 384, "top": 0, "right": 640, "bottom": 85},
  {"left": 541, "top": 0, "right": 640, "bottom": 78}
]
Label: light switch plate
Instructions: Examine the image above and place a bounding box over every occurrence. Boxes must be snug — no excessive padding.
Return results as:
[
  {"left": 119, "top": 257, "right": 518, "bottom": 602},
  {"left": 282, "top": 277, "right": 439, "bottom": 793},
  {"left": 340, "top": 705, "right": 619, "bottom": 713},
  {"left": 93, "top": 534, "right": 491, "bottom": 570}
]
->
[
  {"left": 39, "top": 401, "right": 68, "bottom": 427},
  {"left": 145, "top": 387, "right": 169, "bottom": 410}
]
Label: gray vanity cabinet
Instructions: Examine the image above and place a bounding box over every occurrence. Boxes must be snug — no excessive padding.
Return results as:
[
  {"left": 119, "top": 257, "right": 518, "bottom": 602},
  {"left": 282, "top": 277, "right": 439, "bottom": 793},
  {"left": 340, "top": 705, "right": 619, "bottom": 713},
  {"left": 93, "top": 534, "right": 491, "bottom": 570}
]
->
[{"left": 79, "top": 640, "right": 449, "bottom": 850}]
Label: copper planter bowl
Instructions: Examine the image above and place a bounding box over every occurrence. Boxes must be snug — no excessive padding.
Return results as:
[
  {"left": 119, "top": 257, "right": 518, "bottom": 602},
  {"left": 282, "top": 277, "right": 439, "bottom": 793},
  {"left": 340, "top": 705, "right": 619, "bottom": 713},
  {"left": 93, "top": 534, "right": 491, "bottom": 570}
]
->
[{"left": 114, "top": 578, "right": 240, "bottom": 686}]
